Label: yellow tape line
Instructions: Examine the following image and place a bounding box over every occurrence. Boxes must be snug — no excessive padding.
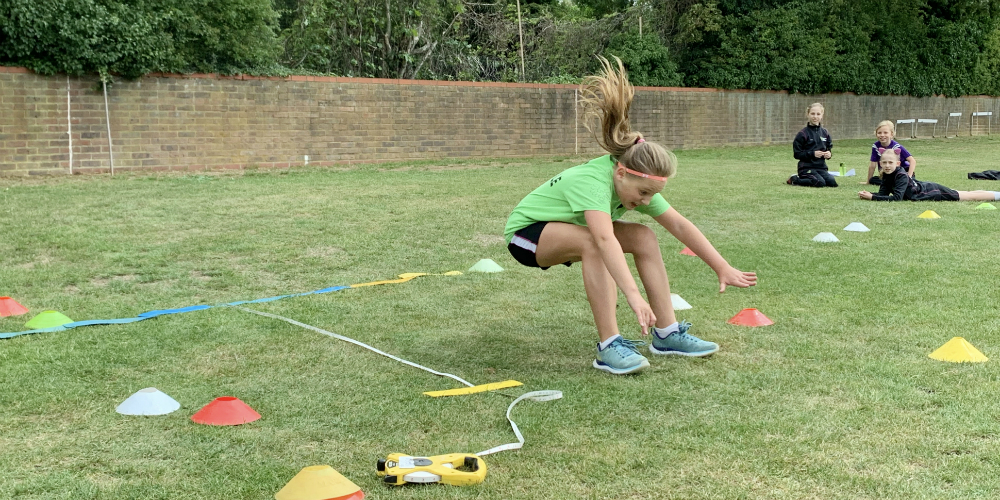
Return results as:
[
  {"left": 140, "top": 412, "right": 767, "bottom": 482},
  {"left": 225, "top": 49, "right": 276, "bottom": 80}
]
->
[
  {"left": 424, "top": 380, "right": 523, "bottom": 398},
  {"left": 350, "top": 272, "right": 461, "bottom": 288}
]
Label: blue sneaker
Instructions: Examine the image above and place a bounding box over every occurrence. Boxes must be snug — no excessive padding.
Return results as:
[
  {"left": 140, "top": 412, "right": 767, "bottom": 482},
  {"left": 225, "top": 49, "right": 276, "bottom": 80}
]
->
[
  {"left": 593, "top": 337, "right": 650, "bottom": 374},
  {"left": 648, "top": 321, "right": 719, "bottom": 357}
]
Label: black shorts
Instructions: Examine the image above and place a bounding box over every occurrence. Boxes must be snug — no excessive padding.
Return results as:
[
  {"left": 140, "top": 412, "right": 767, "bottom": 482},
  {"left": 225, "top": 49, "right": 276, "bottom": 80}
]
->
[{"left": 507, "top": 221, "right": 573, "bottom": 270}]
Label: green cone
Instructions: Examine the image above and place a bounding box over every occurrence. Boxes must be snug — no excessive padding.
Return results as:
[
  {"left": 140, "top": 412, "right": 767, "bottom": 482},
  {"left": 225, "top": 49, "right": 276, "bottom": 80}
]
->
[
  {"left": 975, "top": 203, "right": 997, "bottom": 210},
  {"left": 468, "top": 259, "right": 504, "bottom": 273},
  {"left": 25, "top": 310, "right": 74, "bottom": 329}
]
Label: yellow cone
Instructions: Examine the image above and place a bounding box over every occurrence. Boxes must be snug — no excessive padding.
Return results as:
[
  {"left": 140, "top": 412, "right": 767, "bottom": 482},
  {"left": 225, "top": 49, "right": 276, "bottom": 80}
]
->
[
  {"left": 275, "top": 465, "right": 364, "bottom": 500},
  {"left": 928, "top": 337, "right": 988, "bottom": 363},
  {"left": 918, "top": 210, "right": 941, "bottom": 219}
]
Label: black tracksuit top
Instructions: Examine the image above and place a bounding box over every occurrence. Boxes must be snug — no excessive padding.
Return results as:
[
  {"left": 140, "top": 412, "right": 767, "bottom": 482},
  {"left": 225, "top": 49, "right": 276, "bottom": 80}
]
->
[{"left": 792, "top": 123, "right": 833, "bottom": 172}]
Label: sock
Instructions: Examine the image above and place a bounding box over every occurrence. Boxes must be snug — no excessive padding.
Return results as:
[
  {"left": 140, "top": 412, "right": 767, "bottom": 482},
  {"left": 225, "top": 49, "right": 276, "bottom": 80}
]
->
[
  {"left": 994, "top": 191, "right": 1000, "bottom": 201},
  {"left": 598, "top": 334, "right": 622, "bottom": 350},
  {"left": 653, "top": 322, "right": 680, "bottom": 339}
]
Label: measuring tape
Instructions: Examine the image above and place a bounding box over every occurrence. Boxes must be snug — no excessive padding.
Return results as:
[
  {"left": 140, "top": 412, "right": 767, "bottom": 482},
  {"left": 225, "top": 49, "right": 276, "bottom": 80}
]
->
[{"left": 235, "top": 307, "right": 563, "bottom": 486}]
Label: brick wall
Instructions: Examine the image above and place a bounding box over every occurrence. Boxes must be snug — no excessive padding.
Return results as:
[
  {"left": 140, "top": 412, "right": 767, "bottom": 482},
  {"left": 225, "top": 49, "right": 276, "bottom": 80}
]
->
[{"left": 1, "top": 66, "right": 997, "bottom": 176}]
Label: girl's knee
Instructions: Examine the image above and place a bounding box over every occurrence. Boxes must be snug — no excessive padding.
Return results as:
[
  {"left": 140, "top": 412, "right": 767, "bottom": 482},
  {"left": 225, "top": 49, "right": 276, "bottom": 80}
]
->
[{"left": 622, "top": 224, "right": 660, "bottom": 255}]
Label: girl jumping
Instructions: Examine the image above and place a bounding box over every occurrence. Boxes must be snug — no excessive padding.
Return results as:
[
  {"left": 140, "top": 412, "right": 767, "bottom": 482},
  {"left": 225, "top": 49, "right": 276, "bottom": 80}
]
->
[
  {"left": 504, "top": 57, "right": 757, "bottom": 375},
  {"left": 859, "top": 149, "right": 1000, "bottom": 201}
]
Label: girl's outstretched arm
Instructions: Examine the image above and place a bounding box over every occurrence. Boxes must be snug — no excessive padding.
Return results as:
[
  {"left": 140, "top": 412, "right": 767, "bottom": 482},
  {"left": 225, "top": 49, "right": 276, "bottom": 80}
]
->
[
  {"left": 584, "top": 210, "right": 656, "bottom": 333},
  {"left": 653, "top": 207, "right": 757, "bottom": 292},
  {"left": 905, "top": 156, "right": 916, "bottom": 177}
]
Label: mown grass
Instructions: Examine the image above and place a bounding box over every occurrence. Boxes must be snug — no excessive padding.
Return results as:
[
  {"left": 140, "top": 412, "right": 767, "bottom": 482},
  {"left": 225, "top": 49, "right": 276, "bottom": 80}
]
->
[{"left": 1, "top": 135, "right": 999, "bottom": 499}]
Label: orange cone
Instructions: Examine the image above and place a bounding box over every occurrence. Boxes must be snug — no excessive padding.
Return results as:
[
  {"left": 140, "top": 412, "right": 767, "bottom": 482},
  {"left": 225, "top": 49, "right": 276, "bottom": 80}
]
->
[
  {"left": 679, "top": 247, "right": 697, "bottom": 256},
  {"left": 727, "top": 308, "right": 774, "bottom": 327},
  {"left": 191, "top": 397, "right": 261, "bottom": 425},
  {"left": 0, "top": 297, "right": 29, "bottom": 317}
]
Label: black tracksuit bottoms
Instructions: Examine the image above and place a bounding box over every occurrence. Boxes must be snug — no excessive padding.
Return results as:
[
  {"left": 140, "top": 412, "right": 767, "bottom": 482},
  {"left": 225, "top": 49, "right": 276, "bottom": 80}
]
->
[{"left": 791, "top": 169, "right": 838, "bottom": 188}]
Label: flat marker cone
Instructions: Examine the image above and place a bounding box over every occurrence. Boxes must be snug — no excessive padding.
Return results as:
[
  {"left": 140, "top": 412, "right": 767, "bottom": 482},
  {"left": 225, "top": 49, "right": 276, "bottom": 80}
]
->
[
  {"left": 116, "top": 387, "right": 181, "bottom": 416},
  {"left": 975, "top": 203, "right": 997, "bottom": 210},
  {"left": 812, "top": 232, "right": 839, "bottom": 242},
  {"left": 0, "top": 297, "right": 29, "bottom": 317},
  {"left": 928, "top": 337, "right": 988, "bottom": 363},
  {"left": 275, "top": 465, "right": 364, "bottom": 500},
  {"left": 24, "top": 310, "right": 74, "bottom": 329},
  {"left": 843, "top": 222, "right": 870, "bottom": 232},
  {"left": 679, "top": 247, "right": 697, "bottom": 256},
  {"left": 918, "top": 210, "right": 941, "bottom": 219},
  {"left": 728, "top": 308, "right": 774, "bottom": 327},
  {"left": 468, "top": 259, "right": 503, "bottom": 273},
  {"left": 191, "top": 396, "right": 261, "bottom": 425},
  {"left": 671, "top": 293, "right": 692, "bottom": 310}
]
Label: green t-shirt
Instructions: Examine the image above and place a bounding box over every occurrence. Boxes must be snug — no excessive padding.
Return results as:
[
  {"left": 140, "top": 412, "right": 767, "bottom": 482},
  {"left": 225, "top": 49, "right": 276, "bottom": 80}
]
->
[{"left": 504, "top": 155, "right": 671, "bottom": 244}]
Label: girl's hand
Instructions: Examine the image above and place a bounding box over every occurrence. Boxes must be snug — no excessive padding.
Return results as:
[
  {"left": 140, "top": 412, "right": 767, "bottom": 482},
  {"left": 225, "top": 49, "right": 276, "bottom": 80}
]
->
[
  {"left": 825, "top": 151, "right": 832, "bottom": 159},
  {"left": 718, "top": 266, "right": 757, "bottom": 293},
  {"left": 626, "top": 295, "right": 656, "bottom": 336},
  {"left": 859, "top": 191, "right": 873, "bottom": 200},
  {"left": 813, "top": 150, "right": 824, "bottom": 158}
]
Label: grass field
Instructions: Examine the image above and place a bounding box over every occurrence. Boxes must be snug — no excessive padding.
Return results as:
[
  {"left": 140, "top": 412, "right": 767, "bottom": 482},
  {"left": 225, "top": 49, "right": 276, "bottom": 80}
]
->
[{"left": 2, "top": 135, "right": 999, "bottom": 499}]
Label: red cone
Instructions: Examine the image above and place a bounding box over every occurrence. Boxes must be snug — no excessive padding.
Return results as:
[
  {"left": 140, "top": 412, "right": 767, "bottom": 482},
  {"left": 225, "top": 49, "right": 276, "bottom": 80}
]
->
[
  {"left": 0, "top": 297, "right": 29, "bottom": 317},
  {"left": 191, "top": 397, "right": 261, "bottom": 426},
  {"left": 727, "top": 308, "right": 774, "bottom": 327},
  {"left": 679, "top": 247, "right": 697, "bottom": 256}
]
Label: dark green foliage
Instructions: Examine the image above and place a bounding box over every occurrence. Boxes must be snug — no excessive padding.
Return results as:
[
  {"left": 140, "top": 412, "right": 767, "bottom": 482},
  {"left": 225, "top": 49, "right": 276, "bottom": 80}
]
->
[
  {"left": 606, "top": 30, "right": 683, "bottom": 87},
  {"left": 0, "top": 0, "right": 281, "bottom": 78},
  {"left": 679, "top": 0, "right": 1000, "bottom": 96},
  {"left": 0, "top": 0, "right": 996, "bottom": 95},
  {"left": 277, "top": 0, "right": 470, "bottom": 79}
]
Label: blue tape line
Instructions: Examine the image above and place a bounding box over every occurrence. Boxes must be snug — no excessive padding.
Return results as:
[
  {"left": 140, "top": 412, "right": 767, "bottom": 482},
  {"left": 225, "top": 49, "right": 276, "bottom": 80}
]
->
[
  {"left": 1, "top": 283, "right": 353, "bottom": 339},
  {"left": 138, "top": 305, "right": 213, "bottom": 318},
  {"left": 64, "top": 318, "right": 147, "bottom": 327},
  {"left": 0, "top": 325, "right": 68, "bottom": 339}
]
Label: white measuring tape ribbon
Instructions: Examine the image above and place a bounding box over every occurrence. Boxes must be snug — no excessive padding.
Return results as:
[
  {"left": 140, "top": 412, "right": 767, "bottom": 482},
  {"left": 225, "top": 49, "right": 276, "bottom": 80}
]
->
[
  {"left": 233, "top": 306, "right": 475, "bottom": 387},
  {"left": 234, "top": 306, "right": 561, "bottom": 456},
  {"left": 475, "top": 390, "right": 563, "bottom": 456}
]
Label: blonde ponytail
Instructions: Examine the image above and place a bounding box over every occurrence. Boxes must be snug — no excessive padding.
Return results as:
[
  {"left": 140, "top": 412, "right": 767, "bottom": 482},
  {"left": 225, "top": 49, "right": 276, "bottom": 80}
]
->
[{"left": 580, "top": 56, "right": 676, "bottom": 179}]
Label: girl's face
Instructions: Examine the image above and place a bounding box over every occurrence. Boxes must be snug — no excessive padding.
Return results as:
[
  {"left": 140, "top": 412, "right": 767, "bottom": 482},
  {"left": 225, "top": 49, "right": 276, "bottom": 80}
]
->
[
  {"left": 879, "top": 155, "right": 900, "bottom": 175},
  {"left": 807, "top": 107, "right": 824, "bottom": 126},
  {"left": 876, "top": 126, "right": 894, "bottom": 145},
  {"left": 614, "top": 163, "right": 666, "bottom": 210}
]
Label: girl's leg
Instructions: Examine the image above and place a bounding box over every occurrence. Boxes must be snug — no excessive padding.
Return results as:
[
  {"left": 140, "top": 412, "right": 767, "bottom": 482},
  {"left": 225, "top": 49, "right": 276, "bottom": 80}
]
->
[
  {"left": 957, "top": 190, "right": 1000, "bottom": 201},
  {"left": 612, "top": 221, "right": 675, "bottom": 328},
  {"left": 614, "top": 221, "right": 719, "bottom": 357},
  {"left": 535, "top": 222, "right": 620, "bottom": 342}
]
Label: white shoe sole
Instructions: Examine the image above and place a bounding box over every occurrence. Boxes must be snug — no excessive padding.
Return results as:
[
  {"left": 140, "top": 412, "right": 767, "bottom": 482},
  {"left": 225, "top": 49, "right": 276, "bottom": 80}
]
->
[
  {"left": 592, "top": 358, "right": 650, "bottom": 374},
  {"left": 648, "top": 344, "right": 719, "bottom": 357}
]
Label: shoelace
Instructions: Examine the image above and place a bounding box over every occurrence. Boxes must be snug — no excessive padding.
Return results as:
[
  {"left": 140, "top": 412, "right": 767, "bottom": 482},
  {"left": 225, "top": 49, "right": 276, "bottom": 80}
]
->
[
  {"left": 612, "top": 338, "right": 646, "bottom": 355},
  {"left": 677, "top": 320, "right": 693, "bottom": 335}
]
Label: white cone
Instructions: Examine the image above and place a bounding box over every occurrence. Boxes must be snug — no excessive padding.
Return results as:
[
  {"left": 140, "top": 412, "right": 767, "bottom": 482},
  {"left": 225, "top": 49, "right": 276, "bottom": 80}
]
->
[
  {"left": 812, "top": 232, "right": 839, "bottom": 242},
  {"left": 671, "top": 294, "right": 692, "bottom": 310},
  {"left": 116, "top": 387, "right": 181, "bottom": 416},
  {"left": 843, "top": 222, "right": 869, "bottom": 232}
]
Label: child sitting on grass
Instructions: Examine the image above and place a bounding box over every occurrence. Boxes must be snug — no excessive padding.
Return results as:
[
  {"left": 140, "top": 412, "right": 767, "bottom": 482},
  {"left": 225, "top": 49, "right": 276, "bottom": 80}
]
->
[
  {"left": 787, "top": 103, "right": 836, "bottom": 188},
  {"left": 866, "top": 121, "right": 916, "bottom": 185},
  {"left": 858, "top": 149, "right": 999, "bottom": 201},
  {"left": 504, "top": 56, "right": 757, "bottom": 375}
]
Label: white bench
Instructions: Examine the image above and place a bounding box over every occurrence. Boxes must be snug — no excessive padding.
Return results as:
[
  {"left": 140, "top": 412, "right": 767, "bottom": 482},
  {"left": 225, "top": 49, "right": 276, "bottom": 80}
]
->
[
  {"left": 896, "top": 118, "right": 916, "bottom": 138},
  {"left": 971, "top": 111, "right": 993, "bottom": 135},
  {"left": 915, "top": 118, "right": 938, "bottom": 138},
  {"left": 945, "top": 112, "right": 962, "bottom": 137}
]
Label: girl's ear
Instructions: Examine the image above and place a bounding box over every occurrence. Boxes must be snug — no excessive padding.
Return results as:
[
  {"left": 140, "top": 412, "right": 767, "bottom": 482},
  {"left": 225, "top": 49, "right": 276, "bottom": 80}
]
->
[{"left": 614, "top": 162, "right": 627, "bottom": 178}]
